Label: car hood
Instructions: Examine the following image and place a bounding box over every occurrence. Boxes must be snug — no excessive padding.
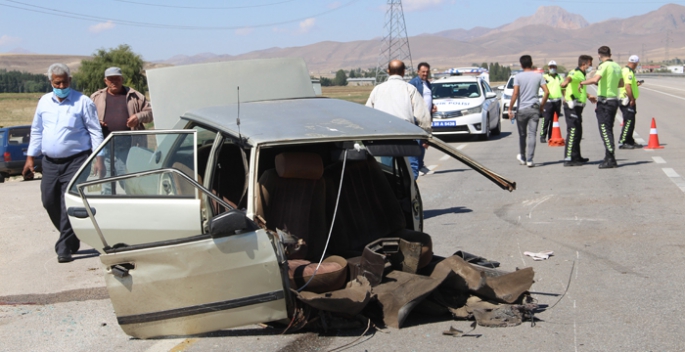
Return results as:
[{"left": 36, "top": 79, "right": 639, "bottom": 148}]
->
[{"left": 433, "top": 98, "right": 481, "bottom": 112}]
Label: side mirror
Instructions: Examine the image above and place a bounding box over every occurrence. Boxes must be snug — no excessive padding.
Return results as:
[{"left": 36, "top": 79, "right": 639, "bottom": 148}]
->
[
  {"left": 209, "top": 210, "right": 258, "bottom": 238},
  {"left": 485, "top": 92, "right": 497, "bottom": 99},
  {"left": 497, "top": 85, "right": 505, "bottom": 90}
]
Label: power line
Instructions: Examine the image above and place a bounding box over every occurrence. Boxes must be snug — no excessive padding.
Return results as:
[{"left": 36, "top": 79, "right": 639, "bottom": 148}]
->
[
  {"left": 112, "top": 0, "right": 297, "bottom": 10},
  {"left": 0, "top": 0, "right": 361, "bottom": 31}
]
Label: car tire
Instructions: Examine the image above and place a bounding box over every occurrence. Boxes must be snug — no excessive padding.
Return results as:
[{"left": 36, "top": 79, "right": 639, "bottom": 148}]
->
[
  {"left": 492, "top": 116, "right": 501, "bottom": 135},
  {"left": 0, "top": 173, "right": 5, "bottom": 183},
  {"left": 413, "top": 180, "right": 423, "bottom": 232},
  {"left": 478, "top": 115, "right": 491, "bottom": 141}
]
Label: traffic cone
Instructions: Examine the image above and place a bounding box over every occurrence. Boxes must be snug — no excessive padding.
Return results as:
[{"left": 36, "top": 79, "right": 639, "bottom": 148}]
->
[
  {"left": 644, "top": 118, "right": 664, "bottom": 149},
  {"left": 548, "top": 113, "right": 565, "bottom": 147}
]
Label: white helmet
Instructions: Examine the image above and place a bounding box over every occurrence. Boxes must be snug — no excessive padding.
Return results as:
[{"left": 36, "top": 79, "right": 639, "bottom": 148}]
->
[{"left": 548, "top": 60, "right": 557, "bottom": 66}]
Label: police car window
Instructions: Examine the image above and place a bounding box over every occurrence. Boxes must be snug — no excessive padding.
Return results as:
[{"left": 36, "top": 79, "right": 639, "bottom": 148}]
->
[
  {"left": 506, "top": 77, "right": 515, "bottom": 89},
  {"left": 432, "top": 82, "right": 481, "bottom": 99}
]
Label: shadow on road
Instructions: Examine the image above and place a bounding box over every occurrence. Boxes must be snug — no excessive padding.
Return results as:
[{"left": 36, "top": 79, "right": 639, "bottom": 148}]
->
[
  {"left": 74, "top": 249, "right": 100, "bottom": 261},
  {"left": 429, "top": 168, "right": 467, "bottom": 175},
  {"left": 617, "top": 160, "right": 652, "bottom": 168},
  {"left": 424, "top": 206, "right": 473, "bottom": 219}
]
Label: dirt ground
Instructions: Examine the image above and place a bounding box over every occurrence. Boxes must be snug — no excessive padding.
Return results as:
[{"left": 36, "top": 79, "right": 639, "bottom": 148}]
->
[{"left": 0, "top": 93, "right": 42, "bottom": 127}]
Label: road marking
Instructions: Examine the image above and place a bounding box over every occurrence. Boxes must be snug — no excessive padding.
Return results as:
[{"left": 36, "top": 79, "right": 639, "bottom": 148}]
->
[
  {"left": 662, "top": 168, "right": 685, "bottom": 193},
  {"left": 639, "top": 86, "right": 685, "bottom": 101},
  {"left": 426, "top": 164, "right": 438, "bottom": 175},
  {"left": 652, "top": 156, "right": 666, "bottom": 164},
  {"left": 457, "top": 144, "right": 467, "bottom": 150},
  {"left": 573, "top": 300, "right": 578, "bottom": 352},
  {"left": 439, "top": 154, "right": 450, "bottom": 161},
  {"left": 642, "top": 83, "right": 685, "bottom": 92},
  {"left": 145, "top": 338, "right": 188, "bottom": 352}
]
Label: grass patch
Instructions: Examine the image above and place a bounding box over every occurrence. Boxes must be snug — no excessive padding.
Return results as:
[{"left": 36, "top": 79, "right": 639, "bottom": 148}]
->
[
  {"left": 0, "top": 93, "right": 43, "bottom": 127},
  {"left": 321, "top": 86, "right": 373, "bottom": 104}
]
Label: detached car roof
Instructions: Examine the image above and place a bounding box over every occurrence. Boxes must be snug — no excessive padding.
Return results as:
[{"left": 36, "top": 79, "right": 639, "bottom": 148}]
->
[{"left": 183, "top": 97, "right": 429, "bottom": 146}]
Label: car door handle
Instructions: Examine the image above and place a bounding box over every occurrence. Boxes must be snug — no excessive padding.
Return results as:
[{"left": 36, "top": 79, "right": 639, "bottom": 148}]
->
[
  {"left": 111, "top": 264, "right": 133, "bottom": 278},
  {"left": 67, "top": 207, "right": 96, "bottom": 218}
]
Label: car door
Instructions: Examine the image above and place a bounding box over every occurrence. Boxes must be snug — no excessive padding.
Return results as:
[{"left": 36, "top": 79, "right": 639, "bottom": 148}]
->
[{"left": 64, "top": 129, "right": 288, "bottom": 339}]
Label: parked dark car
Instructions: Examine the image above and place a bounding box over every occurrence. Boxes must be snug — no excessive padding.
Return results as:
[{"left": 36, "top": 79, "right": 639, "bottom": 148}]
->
[{"left": 0, "top": 125, "right": 42, "bottom": 183}]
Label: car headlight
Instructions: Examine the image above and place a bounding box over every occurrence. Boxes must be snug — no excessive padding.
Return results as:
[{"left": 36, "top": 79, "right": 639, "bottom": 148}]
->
[
  {"left": 463, "top": 105, "right": 482, "bottom": 115},
  {"left": 503, "top": 94, "right": 512, "bottom": 100}
]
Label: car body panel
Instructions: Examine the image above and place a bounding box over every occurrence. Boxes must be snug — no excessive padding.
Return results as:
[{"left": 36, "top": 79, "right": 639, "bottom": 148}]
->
[
  {"left": 146, "top": 58, "right": 317, "bottom": 130},
  {"left": 430, "top": 76, "right": 499, "bottom": 136},
  {"left": 0, "top": 125, "right": 42, "bottom": 178}
]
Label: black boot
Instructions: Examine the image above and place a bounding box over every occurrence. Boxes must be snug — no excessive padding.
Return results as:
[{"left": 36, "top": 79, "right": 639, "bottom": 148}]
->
[{"left": 598, "top": 152, "right": 617, "bottom": 169}]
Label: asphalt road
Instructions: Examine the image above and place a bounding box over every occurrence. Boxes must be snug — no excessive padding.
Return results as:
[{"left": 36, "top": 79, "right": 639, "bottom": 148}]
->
[{"left": 2, "top": 76, "right": 684, "bottom": 351}]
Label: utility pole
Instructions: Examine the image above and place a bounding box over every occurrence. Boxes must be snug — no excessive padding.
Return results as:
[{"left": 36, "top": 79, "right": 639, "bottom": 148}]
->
[{"left": 375, "top": 0, "right": 414, "bottom": 84}]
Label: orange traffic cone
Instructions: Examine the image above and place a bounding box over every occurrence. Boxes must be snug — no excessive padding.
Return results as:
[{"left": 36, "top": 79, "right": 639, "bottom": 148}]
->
[
  {"left": 548, "top": 113, "right": 565, "bottom": 147},
  {"left": 644, "top": 117, "right": 664, "bottom": 149}
]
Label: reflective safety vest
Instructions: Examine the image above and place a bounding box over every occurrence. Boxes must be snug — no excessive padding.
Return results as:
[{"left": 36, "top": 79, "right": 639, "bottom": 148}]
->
[
  {"left": 619, "top": 66, "right": 639, "bottom": 100},
  {"left": 596, "top": 59, "right": 622, "bottom": 98},
  {"left": 543, "top": 73, "right": 563, "bottom": 99},
  {"left": 564, "top": 68, "right": 587, "bottom": 104}
]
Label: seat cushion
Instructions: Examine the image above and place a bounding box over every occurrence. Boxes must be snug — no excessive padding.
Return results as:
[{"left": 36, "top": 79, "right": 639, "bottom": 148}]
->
[{"left": 288, "top": 256, "right": 349, "bottom": 293}]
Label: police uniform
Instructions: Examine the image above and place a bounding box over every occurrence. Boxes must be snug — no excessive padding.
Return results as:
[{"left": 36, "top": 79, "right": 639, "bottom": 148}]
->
[
  {"left": 541, "top": 70, "right": 563, "bottom": 143},
  {"left": 618, "top": 64, "right": 640, "bottom": 148},
  {"left": 563, "top": 68, "right": 588, "bottom": 163},
  {"left": 594, "top": 59, "right": 622, "bottom": 166}
]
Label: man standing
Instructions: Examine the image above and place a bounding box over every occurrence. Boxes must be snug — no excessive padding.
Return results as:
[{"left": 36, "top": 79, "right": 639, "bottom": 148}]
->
[
  {"left": 618, "top": 55, "right": 643, "bottom": 149},
  {"left": 22, "top": 63, "right": 103, "bottom": 263},
  {"left": 508, "top": 55, "right": 549, "bottom": 167},
  {"left": 366, "top": 60, "right": 431, "bottom": 179},
  {"left": 90, "top": 67, "right": 153, "bottom": 191},
  {"left": 540, "top": 60, "right": 563, "bottom": 143},
  {"left": 408, "top": 62, "right": 437, "bottom": 176},
  {"left": 560, "top": 55, "right": 597, "bottom": 166},
  {"left": 580, "top": 46, "right": 624, "bottom": 169}
]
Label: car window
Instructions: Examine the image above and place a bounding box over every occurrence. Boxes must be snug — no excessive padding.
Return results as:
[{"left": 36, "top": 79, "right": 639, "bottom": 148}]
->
[
  {"left": 69, "top": 131, "right": 200, "bottom": 197},
  {"left": 8, "top": 127, "right": 29, "bottom": 145},
  {"left": 484, "top": 81, "right": 493, "bottom": 93},
  {"left": 432, "top": 82, "right": 481, "bottom": 99},
  {"left": 506, "top": 77, "right": 515, "bottom": 89},
  {"left": 0, "top": 133, "right": 4, "bottom": 147}
]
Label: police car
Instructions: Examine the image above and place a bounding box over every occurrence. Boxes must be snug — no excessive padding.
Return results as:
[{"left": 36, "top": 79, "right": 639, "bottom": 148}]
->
[{"left": 431, "top": 72, "right": 500, "bottom": 140}]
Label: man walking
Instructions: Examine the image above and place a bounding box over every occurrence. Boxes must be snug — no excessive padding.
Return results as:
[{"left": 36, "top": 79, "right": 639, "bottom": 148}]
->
[
  {"left": 408, "top": 62, "right": 437, "bottom": 176},
  {"left": 90, "top": 67, "right": 153, "bottom": 191},
  {"left": 540, "top": 60, "right": 563, "bottom": 143},
  {"left": 618, "top": 55, "right": 642, "bottom": 149},
  {"left": 508, "top": 55, "right": 549, "bottom": 167},
  {"left": 366, "top": 59, "right": 431, "bottom": 179},
  {"left": 560, "top": 55, "right": 597, "bottom": 166},
  {"left": 580, "top": 46, "right": 624, "bottom": 169},
  {"left": 22, "top": 63, "right": 103, "bottom": 263}
]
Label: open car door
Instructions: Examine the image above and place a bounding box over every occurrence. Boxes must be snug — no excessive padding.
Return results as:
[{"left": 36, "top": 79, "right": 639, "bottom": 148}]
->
[{"left": 64, "top": 131, "right": 288, "bottom": 338}]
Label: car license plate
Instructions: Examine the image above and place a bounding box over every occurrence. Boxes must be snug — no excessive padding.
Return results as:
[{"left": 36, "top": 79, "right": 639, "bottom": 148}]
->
[{"left": 432, "top": 121, "right": 456, "bottom": 127}]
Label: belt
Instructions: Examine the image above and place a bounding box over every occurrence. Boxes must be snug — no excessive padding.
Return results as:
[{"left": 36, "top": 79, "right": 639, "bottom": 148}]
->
[
  {"left": 548, "top": 98, "right": 562, "bottom": 102},
  {"left": 597, "top": 96, "right": 618, "bottom": 101},
  {"left": 45, "top": 150, "right": 91, "bottom": 164}
]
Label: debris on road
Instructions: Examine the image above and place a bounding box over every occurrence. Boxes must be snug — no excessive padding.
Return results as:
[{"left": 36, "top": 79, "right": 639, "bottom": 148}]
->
[{"left": 524, "top": 251, "right": 554, "bottom": 261}]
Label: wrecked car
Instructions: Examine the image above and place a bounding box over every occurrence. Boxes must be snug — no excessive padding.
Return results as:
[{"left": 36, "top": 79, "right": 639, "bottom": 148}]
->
[{"left": 64, "top": 58, "right": 532, "bottom": 339}]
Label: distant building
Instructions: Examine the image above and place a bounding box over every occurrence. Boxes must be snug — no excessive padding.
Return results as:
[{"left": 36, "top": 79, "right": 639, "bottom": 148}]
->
[
  {"left": 311, "top": 79, "right": 322, "bottom": 95},
  {"left": 638, "top": 65, "right": 662, "bottom": 73},
  {"left": 347, "top": 78, "right": 376, "bottom": 86},
  {"left": 667, "top": 65, "right": 684, "bottom": 74}
]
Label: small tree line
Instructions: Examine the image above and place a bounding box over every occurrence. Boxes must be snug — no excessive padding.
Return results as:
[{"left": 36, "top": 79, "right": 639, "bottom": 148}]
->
[{"left": 0, "top": 70, "right": 51, "bottom": 93}]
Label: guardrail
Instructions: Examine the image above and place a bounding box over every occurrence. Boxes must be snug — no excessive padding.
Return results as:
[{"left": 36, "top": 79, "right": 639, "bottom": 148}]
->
[{"left": 638, "top": 73, "right": 685, "bottom": 78}]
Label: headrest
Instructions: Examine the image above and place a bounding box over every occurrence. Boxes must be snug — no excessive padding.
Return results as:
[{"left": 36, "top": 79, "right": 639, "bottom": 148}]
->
[{"left": 275, "top": 152, "right": 324, "bottom": 180}]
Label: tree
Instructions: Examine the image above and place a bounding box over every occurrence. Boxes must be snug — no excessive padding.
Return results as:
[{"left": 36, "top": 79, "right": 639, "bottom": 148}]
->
[
  {"left": 74, "top": 44, "right": 147, "bottom": 96},
  {"left": 332, "top": 69, "right": 348, "bottom": 86},
  {"left": 319, "top": 76, "right": 333, "bottom": 87}
]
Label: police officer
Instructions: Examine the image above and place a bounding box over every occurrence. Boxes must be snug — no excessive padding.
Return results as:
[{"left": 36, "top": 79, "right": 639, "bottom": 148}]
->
[
  {"left": 560, "top": 55, "right": 597, "bottom": 166},
  {"left": 618, "top": 55, "right": 643, "bottom": 149},
  {"left": 540, "top": 60, "right": 563, "bottom": 143},
  {"left": 580, "top": 46, "right": 624, "bottom": 169}
]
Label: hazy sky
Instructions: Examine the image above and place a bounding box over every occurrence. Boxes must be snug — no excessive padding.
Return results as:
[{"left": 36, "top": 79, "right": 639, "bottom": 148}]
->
[{"left": 0, "top": 0, "right": 679, "bottom": 61}]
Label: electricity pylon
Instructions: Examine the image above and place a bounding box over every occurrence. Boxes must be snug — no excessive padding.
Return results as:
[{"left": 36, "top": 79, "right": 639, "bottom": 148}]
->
[{"left": 375, "top": 0, "right": 414, "bottom": 84}]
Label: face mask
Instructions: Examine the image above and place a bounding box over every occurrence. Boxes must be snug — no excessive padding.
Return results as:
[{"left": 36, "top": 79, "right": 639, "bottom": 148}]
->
[
  {"left": 53, "top": 87, "right": 71, "bottom": 99},
  {"left": 585, "top": 66, "right": 593, "bottom": 73},
  {"left": 549, "top": 68, "right": 557, "bottom": 74}
]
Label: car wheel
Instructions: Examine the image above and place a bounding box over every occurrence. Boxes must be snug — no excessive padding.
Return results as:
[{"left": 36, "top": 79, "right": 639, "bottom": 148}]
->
[
  {"left": 0, "top": 173, "right": 5, "bottom": 183},
  {"left": 492, "top": 116, "right": 501, "bottom": 135},
  {"left": 478, "top": 115, "right": 491, "bottom": 141},
  {"left": 413, "top": 180, "right": 423, "bottom": 232}
]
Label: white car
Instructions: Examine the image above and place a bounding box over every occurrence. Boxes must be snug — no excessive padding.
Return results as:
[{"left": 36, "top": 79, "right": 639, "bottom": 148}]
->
[
  {"left": 498, "top": 74, "right": 553, "bottom": 120},
  {"left": 431, "top": 75, "right": 500, "bottom": 140}
]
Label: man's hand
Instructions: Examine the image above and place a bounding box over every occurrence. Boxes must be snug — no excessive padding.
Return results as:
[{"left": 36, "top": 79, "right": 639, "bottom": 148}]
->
[
  {"left": 22, "top": 157, "right": 35, "bottom": 180},
  {"left": 421, "top": 141, "right": 429, "bottom": 149},
  {"left": 588, "top": 95, "right": 598, "bottom": 104},
  {"left": 126, "top": 114, "right": 139, "bottom": 129},
  {"left": 431, "top": 104, "right": 438, "bottom": 114},
  {"left": 100, "top": 120, "right": 108, "bottom": 127},
  {"left": 629, "top": 99, "right": 636, "bottom": 107},
  {"left": 92, "top": 156, "right": 106, "bottom": 178}
]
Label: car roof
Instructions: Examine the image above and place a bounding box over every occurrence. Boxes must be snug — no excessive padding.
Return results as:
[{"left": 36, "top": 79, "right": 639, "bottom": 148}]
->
[
  {"left": 182, "top": 97, "right": 429, "bottom": 146},
  {"left": 434, "top": 75, "right": 480, "bottom": 83}
]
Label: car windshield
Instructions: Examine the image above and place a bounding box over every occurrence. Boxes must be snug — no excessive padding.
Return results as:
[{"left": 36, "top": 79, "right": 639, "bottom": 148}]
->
[
  {"left": 432, "top": 82, "right": 481, "bottom": 99},
  {"left": 506, "top": 77, "right": 515, "bottom": 89},
  {"left": 8, "top": 128, "right": 30, "bottom": 145}
]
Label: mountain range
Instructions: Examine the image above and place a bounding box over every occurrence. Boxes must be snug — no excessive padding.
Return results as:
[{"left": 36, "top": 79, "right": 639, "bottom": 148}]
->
[{"left": 3, "top": 4, "right": 685, "bottom": 75}]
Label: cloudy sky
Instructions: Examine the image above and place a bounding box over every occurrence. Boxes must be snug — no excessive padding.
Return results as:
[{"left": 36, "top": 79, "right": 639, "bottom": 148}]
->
[{"left": 0, "top": 0, "right": 678, "bottom": 61}]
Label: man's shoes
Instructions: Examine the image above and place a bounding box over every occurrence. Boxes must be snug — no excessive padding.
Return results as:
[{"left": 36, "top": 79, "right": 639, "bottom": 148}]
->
[
  {"left": 527, "top": 161, "right": 535, "bottom": 168},
  {"left": 516, "top": 154, "right": 526, "bottom": 165},
  {"left": 564, "top": 160, "right": 584, "bottom": 167},
  {"left": 57, "top": 254, "right": 73, "bottom": 263},
  {"left": 619, "top": 144, "right": 635, "bottom": 150},
  {"left": 419, "top": 166, "right": 430, "bottom": 176},
  {"left": 540, "top": 138, "right": 546, "bottom": 144},
  {"left": 579, "top": 157, "right": 590, "bottom": 163},
  {"left": 630, "top": 143, "right": 643, "bottom": 148},
  {"left": 598, "top": 158, "right": 618, "bottom": 169}
]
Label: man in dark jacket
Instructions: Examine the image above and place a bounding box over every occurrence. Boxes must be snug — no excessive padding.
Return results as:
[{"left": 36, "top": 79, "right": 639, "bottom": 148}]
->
[{"left": 408, "top": 62, "right": 436, "bottom": 176}]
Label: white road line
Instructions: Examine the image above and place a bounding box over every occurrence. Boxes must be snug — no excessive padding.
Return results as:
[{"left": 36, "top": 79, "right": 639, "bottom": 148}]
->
[
  {"left": 639, "top": 86, "right": 685, "bottom": 101},
  {"left": 642, "top": 83, "right": 685, "bottom": 92},
  {"left": 145, "top": 338, "right": 187, "bottom": 352},
  {"left": 662, "top": 168, "right": 685, "bottom": 193},
  {"left": 652, "top": 156, "right": 666, "bottom": 164},
  {"left": 573, "top": 300, "right": 578, "bottom": 352},
  {"left": 439, "top": 154, "right": 450, "bottom": 161},
  {"left": 426, "top": 164, "right": 438, "bottom": 175},
  {"left": 457, "top": 143, "right": 467, "bottom": 150}
]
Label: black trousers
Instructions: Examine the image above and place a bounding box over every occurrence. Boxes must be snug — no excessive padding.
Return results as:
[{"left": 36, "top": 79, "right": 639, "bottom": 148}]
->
[
  {"left": 595, "top": 100, "right": 620, "bottom": 156},
  {"left": 41, "top": 151, "right": 90, "bottom": 256},
  {"left": 619, "top": 104, "right": 637, "bottom": 145},
  {"left": 541, "top": 100, "right": 562, "bottom": 140},
  {"left": 563, "top": 103, "right": 584, "bottom": 160}
]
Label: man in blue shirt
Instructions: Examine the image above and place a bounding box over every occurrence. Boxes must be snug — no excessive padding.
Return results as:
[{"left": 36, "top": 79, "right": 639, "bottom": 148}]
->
[
  {"left": 408, "top": 62, "right": 437, "bottom": 177},
  {"left": 23, "top": 63, "right": 104, "bottom": 263}
]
